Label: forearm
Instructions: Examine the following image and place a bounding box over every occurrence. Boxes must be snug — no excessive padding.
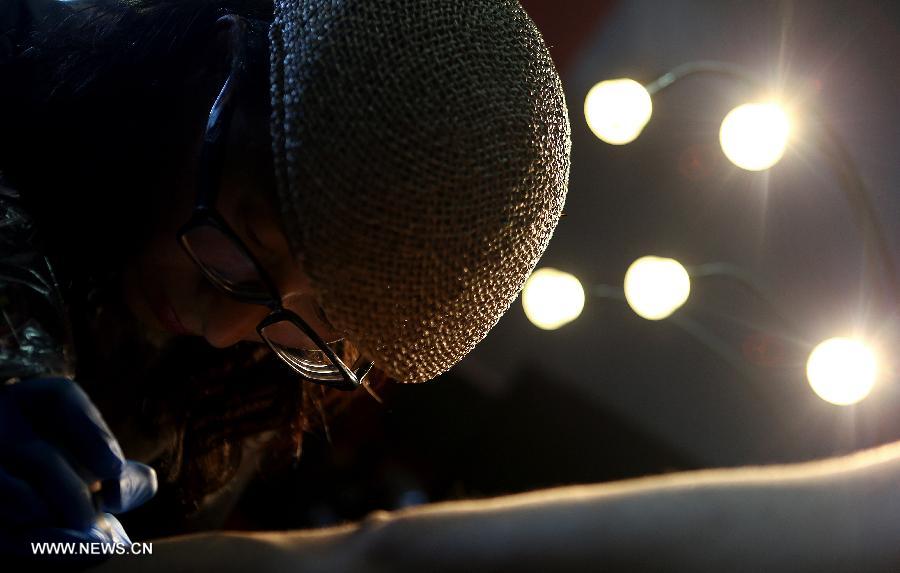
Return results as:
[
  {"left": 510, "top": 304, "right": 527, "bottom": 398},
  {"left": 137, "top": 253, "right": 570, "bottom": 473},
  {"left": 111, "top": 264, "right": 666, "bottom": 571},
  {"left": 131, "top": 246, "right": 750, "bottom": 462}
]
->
[
  {"left": 86, "top": 523, "right": 366, "bottom": 573},
  {"left": 94, "top": 441, "right": 900, "bottom": 572},
  {"left": 362, "top": 442, "right": 900, "bottom": 572}
]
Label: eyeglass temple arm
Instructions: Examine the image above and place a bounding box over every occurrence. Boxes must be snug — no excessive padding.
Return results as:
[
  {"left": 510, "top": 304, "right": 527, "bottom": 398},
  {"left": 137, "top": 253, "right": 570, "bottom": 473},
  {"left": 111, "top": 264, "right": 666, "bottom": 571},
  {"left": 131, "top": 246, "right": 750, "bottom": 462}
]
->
[{"left": 195, "top": 16, "right": 249, "bottom": 210}]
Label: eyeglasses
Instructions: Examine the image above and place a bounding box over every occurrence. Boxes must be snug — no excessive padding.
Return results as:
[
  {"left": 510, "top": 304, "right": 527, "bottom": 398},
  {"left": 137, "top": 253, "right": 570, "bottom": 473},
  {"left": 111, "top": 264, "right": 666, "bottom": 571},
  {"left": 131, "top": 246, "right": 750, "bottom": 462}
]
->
[{"left": 177, "top": 67, "right": 373, "bottom": 391}]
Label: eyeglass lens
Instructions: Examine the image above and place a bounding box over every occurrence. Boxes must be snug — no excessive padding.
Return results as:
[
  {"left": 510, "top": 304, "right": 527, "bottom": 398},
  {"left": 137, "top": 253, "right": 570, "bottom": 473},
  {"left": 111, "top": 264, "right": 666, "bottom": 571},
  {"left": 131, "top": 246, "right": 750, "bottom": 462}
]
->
[
  {"left": 181, "top": 225, "right": 271, "bottom": 301},
  {"left": 262, "top": 333, "right": 362, "bottom": 382},
  {"left": 182, "top": 224, "right": 354, "bottom": 355}
]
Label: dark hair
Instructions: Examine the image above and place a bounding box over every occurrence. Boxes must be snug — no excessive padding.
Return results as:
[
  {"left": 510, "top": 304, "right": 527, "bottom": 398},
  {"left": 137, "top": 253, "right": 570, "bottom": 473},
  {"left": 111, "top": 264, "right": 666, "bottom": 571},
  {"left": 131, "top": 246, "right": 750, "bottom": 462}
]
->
[
  {"left": 0, "top": 0, "right": 376, "bottom": 532},
  {"left": 0, "top": 0, "right": 273, "bottom": 271}
]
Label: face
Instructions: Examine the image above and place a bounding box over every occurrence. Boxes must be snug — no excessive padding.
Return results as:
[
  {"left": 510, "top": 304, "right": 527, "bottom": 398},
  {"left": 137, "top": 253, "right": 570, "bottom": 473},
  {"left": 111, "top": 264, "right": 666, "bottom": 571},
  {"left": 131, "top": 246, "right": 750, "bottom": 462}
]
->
[{"left": 121, "top": 103, "right": 339, "bottom": 352}]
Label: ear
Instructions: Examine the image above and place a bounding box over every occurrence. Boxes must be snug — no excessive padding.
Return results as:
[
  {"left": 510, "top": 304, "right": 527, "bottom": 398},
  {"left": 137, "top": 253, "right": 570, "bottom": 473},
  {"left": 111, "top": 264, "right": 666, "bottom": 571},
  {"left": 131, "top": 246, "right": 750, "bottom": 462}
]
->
[
  {"left": 212, "top": 15, "right": 250, "bottom": 76},
  {"left": 194, "top": 14, "right": 247, "bottom": 85},
  {"left": 182, "top": 14, "right": 250, "bottom": 128}
]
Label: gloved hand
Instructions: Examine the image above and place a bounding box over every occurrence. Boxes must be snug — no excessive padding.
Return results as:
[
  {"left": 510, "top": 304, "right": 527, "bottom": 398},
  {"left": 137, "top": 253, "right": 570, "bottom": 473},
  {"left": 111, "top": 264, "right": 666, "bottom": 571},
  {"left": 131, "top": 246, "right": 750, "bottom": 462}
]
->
[{"left": 0, "top": 377, "right": 157, "bottom": 556}]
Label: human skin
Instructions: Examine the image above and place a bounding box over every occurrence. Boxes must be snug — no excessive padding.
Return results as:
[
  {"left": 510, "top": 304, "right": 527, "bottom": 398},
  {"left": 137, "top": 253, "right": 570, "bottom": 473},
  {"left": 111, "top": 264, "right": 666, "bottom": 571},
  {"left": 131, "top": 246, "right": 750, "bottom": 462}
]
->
[{"left": 90, "top": 440, "right": 900, "bottom": 572}]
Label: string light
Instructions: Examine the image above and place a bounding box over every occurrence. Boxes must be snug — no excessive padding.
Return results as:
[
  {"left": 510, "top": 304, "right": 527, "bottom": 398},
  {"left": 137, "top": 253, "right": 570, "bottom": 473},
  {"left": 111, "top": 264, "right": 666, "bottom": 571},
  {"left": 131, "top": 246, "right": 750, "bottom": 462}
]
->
[
  {"left": 584, "top": 79, "right": 653, "bottom": 145},
  {"left": 580, "top": 63, "right": 896, "bottom": 404},
  {"left": 719, "top": 102, "right": 791, "bottom": 171},
  {"left": 806, "top": 337, "right": 878, "bottom": 406},
  {"left": 521, "top": 268, "right": 585, "bottom": 330},
  {"left": 623, "top": 256, "right": 691, "bottom": 320}
]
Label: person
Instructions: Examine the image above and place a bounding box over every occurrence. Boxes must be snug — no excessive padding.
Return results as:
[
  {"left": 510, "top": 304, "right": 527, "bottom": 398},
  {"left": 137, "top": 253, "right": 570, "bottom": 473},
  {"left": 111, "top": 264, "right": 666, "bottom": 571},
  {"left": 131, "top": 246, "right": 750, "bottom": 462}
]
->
[
  {"left": 2, "top": 1, "right": 900, "bottom": 571},
  {"left": 0, "top": 0, "right": 570, "bottom": 557}
]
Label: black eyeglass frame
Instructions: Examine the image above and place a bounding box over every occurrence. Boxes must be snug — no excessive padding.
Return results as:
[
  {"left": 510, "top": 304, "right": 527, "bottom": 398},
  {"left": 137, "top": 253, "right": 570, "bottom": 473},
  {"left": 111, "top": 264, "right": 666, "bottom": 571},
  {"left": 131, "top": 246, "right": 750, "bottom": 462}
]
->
[{"left": 176, "top": 33, "right": 372, "bottom": 391}]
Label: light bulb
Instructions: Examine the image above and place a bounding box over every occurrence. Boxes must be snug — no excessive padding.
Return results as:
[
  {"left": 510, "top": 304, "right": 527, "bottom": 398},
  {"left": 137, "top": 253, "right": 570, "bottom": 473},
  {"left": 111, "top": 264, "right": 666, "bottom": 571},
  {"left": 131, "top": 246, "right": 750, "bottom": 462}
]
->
[
  {"left": 806, "top": 337, "right": 878, "bottom": 406},
  {"left": 719, "top": 102, "right": 791, "bottom": 171},
  {"left": 522, "top": 268, "right": 585, "bottom": 330},
  {"left": 584, "top": 79, "right": 653, "bottom": 145},
  {"left": 624, "top": 256, "right": 691, "bottom": 320}
]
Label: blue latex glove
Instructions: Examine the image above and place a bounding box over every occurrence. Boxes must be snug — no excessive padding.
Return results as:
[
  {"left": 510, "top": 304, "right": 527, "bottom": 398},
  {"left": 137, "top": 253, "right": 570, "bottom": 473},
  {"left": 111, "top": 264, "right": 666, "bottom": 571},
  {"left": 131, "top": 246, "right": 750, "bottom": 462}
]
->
[{"left": 0, "top": 377, "right": 157, "bottom": 556}]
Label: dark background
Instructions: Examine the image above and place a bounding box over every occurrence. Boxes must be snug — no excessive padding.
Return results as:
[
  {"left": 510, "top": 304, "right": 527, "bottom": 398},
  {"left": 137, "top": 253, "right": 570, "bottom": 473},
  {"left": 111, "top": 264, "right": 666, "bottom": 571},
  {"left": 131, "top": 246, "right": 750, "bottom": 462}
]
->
[{"left": 235, "top": 0, "right": 900, "bottom": 529}]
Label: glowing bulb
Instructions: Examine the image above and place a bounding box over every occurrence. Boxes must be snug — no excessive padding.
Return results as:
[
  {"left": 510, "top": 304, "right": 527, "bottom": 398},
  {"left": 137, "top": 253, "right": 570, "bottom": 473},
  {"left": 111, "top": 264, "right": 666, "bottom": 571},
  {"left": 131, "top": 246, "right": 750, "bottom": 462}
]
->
[
  {"left": 624, "top": 256, "right": 691, "bottom": 320},
  {"left": 719, "top": 102, "right": 791, "bottom": 171},
  {"left": 806, "top": 337, "right": 878, "bottom": 406},
  {"left": 584, "top": 79, "right": 653, "bottom": 145},
  {"left": 522, "top": 268, "right": 585, "bottom": 330}
]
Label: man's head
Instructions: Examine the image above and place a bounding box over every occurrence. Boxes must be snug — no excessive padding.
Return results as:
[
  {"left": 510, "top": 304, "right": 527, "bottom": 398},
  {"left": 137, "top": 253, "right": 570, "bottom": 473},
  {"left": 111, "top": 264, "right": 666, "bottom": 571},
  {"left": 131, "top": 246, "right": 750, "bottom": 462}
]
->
[
  {"left": 5, "top": 0, "right": 569, "bottom": 384},
  {"left": 268, "top": 0, "right": 571, "bottom": 382}
]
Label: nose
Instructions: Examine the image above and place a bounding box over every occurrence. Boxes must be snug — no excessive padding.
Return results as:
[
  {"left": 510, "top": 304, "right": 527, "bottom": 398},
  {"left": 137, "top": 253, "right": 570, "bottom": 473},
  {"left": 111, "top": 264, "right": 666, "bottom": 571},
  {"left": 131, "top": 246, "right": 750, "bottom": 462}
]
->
[{"left": 201, "top": 294, "right": 270, "bottom": 348}]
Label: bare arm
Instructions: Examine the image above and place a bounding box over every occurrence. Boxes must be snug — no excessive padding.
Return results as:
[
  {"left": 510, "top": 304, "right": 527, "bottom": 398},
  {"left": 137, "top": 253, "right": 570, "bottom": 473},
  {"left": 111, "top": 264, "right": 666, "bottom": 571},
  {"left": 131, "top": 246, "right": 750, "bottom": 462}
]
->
[{"left": 95, "top": 441, "right": 900, "bottom": 573}]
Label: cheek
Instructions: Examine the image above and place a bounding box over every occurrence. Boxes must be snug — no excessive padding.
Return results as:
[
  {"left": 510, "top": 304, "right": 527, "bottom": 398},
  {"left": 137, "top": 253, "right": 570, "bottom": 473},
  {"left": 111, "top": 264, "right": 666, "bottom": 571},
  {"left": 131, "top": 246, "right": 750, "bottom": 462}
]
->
[
  {"left": 137, "top": 234, "right": 207, "bottom": 308},
  {"left": 144, "top": 234, "right": 194, "bottom": 279}
]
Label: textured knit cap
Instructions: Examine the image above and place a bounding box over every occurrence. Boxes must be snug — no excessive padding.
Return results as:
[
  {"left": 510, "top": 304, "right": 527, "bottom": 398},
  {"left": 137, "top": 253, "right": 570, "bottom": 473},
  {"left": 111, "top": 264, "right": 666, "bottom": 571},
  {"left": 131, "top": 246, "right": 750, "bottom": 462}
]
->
[{"left": 269, "top": 0, "right": 570, "bottom": 383}]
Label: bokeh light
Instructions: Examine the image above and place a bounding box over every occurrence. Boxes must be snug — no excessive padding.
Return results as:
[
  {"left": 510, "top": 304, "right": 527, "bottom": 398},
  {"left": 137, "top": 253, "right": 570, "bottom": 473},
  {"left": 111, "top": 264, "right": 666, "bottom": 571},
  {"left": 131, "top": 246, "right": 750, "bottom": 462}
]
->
[
  {"left": 584, "top": 79, "right": 653, "bottom": 145},
  {"left": 806, "top": 337, "right": 878, "bottom": 406},
  {"left": 624, "top": 256, "right": 691, "bottom": 320},
  {"left": 522, "top": 268, "right": 585, "bottom": 330},
  {"left": 719, "top": 102, "right": 791, "bottom": 171}
]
